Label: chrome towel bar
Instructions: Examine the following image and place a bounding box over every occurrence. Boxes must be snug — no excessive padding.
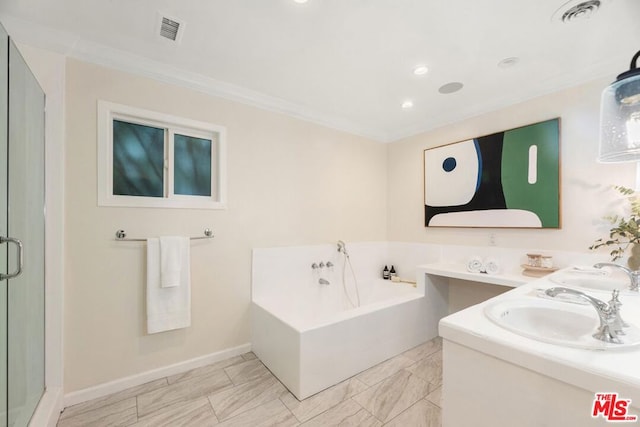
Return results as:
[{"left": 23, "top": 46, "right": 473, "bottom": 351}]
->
[{"left": 115, "top": 228, "right": 213, "bottom": 241}]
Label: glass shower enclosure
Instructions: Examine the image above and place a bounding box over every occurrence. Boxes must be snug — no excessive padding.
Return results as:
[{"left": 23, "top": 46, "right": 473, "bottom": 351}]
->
[{"left": 0, "top": 22, "right": 46, "bottom": 427}]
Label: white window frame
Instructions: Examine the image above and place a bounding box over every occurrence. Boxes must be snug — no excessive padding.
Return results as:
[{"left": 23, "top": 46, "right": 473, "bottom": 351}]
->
[{"left": 97, "top": 100, "right": 227, "bottom": 209}]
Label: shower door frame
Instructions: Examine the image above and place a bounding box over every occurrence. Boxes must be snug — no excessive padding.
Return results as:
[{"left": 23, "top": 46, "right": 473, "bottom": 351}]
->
[{"left": 0, "top": 22, "right": 47, "bottom": 427}]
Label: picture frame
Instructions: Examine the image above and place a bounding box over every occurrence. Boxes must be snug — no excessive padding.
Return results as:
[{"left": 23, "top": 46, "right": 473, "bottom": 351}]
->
[{"left": 423, "top": 118, "right": 560, "bottom": 228}]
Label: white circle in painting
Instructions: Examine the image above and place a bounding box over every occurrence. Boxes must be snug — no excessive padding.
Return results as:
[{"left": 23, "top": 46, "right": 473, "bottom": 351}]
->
[{"left": 424, "top": 139, "right": 479, "bottom": 207}]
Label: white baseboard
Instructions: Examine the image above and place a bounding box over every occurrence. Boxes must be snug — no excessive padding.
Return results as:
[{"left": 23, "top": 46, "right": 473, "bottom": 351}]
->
[
  {"left": 29, "top": 386, "right": 64, "bottom": 427},
  {"left": 63, "top": 343, "right": 251, "bottom": 408}
]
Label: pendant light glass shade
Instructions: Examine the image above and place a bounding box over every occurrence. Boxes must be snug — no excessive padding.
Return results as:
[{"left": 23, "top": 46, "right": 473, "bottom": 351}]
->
[{"left": 599, "top": 50, "right": 640, "bottom": 163}]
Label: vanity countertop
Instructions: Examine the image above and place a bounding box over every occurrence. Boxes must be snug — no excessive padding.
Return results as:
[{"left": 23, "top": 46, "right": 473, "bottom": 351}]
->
[{"left": 439, "top": 268, "right": 640, "bottom": 402}]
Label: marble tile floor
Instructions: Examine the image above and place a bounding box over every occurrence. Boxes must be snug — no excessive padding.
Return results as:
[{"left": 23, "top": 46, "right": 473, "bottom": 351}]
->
[{"left": 57, "top": 337, "right": 442, "bottom": 427}]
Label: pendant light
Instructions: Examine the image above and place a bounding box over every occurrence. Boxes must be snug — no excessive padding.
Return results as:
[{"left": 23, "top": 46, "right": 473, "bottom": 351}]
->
[{"left": 599, "top": 50, "right": 640, "bottom": 162}]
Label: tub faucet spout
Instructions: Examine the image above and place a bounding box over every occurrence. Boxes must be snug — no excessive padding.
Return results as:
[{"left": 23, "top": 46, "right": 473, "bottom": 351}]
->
[
  {"left": 318, "top": 278, "right": 330, "bottom": 285},
  {"left": 594, "top": 262, "right": 640, "bottom": 292}
]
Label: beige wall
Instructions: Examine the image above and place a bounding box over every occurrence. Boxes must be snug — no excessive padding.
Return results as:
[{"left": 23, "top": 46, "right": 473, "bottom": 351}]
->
[
  {"left": 387, "top": 77, "right": 636, "bottom": 252},
  {"left": 64, "top": 59, "right": 387, "bottom": 392}
]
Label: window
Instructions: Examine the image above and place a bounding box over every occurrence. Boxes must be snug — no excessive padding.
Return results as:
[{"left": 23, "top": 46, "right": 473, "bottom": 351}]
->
[{"left": 98, "top": 101, "right": 226, "bottom": 209}]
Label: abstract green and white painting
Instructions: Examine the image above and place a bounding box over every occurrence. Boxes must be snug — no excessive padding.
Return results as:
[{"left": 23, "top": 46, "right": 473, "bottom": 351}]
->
[{"left": 424, "top": 118, "right": 560, "bottom": 228}]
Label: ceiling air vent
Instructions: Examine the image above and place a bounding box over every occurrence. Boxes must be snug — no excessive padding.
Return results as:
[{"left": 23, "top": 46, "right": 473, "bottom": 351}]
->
[
  {"left": 552, "top": 0, "right": 602, "bottom": 23},
  {"left": 156, "top": 13, "right": 185, "bottom": 43}
]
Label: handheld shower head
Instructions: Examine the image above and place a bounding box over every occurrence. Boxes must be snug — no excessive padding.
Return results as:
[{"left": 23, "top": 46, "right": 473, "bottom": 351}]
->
[{"left": 337, "top": 240, "right": 348, "bottom": 255}]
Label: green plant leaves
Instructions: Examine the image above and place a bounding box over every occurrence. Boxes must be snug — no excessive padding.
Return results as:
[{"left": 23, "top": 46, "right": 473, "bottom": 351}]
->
[{"left": 590, "top": 185, "right": 640, "bottom": 261}]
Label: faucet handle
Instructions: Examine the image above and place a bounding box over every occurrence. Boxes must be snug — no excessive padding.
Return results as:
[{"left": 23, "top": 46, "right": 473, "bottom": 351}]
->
[
  {"left": 611, "top": 288, "right": 621, "bottom": 302},
  {"left": 311, "top": 263, "right": 319, "bottom": 269},
  {"left": 631, "top": 270, "right": 640, "bottom": 292},
  {"left": 319, "top": 261, "right": 325, "bottom": 268},
  {"left": 608, "top": 289, "right": 629, "bottom": 330},
  {"left": 326, "top": 261, "right": 334, "bottom": 268}
]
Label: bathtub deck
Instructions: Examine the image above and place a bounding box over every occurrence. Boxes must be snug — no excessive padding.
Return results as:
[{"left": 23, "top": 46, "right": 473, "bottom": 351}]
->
[{"left": 56, "top": 337, "right": 442, "bottom": 426}]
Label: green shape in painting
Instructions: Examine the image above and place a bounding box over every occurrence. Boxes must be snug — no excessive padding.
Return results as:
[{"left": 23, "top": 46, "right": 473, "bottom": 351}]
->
[{"left": 501, "top": 119, "right": 559, "bottom": 228}]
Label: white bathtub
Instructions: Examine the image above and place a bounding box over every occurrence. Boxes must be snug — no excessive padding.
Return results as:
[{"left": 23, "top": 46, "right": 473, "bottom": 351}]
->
[{"left": 251, "top": 243, "right": 436, "bottom": 400}]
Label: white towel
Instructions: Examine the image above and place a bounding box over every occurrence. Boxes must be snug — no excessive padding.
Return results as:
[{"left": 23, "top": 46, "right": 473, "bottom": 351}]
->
[
  {"left": 484, "top": 258, "right": 500, "bottom": 275},
  {"left": 160, "top": 236, "right": 183, "bottom": 288},
  {"left": 467, "top": 256, "right": 484, "bottom": 273},
  {"left": 147, "top": 237, "right": 191, "bottom": 334}
]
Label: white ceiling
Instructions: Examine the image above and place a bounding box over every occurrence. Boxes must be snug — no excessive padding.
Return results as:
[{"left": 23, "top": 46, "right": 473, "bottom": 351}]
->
[{"left": 1, "top": 0, "right": 639, "bottom": 142}]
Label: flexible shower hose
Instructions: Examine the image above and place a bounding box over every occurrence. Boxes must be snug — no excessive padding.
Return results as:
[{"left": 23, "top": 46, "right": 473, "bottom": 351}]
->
[{"left": 342, "top": 253, "right": 361, "bottom": 308}]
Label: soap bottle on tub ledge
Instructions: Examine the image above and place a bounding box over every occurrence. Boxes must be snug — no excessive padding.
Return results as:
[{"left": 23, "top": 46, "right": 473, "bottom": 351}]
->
[{"left": 383, "top": 265, "right": 390, "bottom": 280}]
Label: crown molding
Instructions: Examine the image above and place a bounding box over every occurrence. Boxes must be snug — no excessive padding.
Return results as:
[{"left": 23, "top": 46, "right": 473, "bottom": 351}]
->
[
  {"left": 0, "top": 14, "right": 391, "bottom": 143},
  {"left": 1, "top": 13, "right": 628, "bottom": 145}
]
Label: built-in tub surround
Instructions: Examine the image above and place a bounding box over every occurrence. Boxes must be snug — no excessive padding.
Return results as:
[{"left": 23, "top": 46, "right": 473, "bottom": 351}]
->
[
  {"left": 251, "top": 242, "right": 613, "bottom": 400},
  {"left": 251, "top": 242, "right": 443, "bottom": 399}
]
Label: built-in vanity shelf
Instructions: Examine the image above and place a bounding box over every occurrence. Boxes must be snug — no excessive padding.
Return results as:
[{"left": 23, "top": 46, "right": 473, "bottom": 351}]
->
[{"left": 419, "top": 262, "right": 531, "bottom": 288}]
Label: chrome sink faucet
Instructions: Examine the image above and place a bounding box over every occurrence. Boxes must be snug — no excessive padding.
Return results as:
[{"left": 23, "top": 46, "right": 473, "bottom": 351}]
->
[
  {"left": 594, "top": 262, "right": 640, "bottom": 292},
  {"left": 545, "top": 287, "right": 627, "bottom": 344}
]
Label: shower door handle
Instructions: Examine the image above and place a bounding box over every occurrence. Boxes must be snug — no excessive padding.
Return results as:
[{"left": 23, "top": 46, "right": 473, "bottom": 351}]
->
[{"left": 0, "top": 236, "right": 23, "bottom": 280}]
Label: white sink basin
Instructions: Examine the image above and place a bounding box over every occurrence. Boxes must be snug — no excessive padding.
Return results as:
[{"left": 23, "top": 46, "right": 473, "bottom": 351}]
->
[
  {"left": 484, "top": 298, "right": 640, "bottom": 350},
  {"left": 549, "top": 274, "right": 630, "bottom": 293}
]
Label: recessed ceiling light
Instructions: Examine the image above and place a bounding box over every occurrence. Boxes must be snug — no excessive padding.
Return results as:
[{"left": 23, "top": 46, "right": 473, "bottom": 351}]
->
[
  {"left": 402, "top": 100, "right": 414, "bottom": 109},
  {"left": 438, "top": 82, "right": 464, "bottom": 94},
  {"left": 498, "top": 57, "right": 520, "bottom": 69},
  {"left": 413, "top": 65, "right": 429, "bottom": 76}
]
